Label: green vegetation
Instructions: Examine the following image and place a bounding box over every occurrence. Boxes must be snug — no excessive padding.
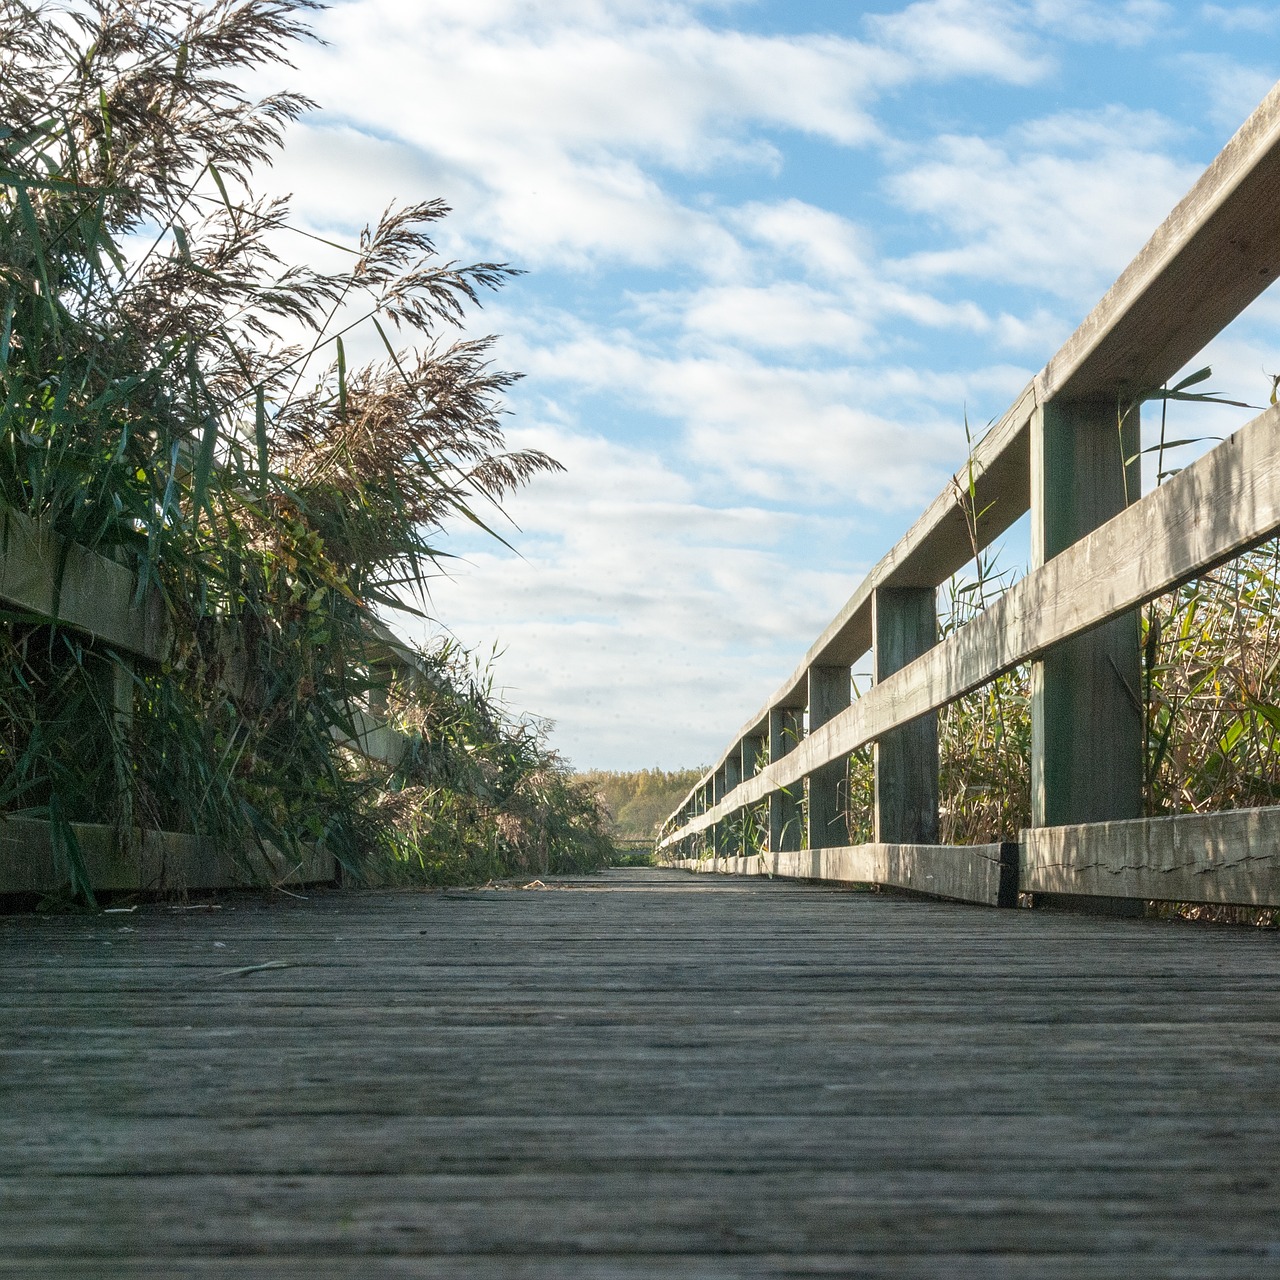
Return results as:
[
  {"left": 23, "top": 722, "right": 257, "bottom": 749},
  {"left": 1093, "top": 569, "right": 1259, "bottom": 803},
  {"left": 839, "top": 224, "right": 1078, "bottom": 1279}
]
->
[
  {"left": 580, "top": 768, "right": 706, "bottom": 849},
  {"left": 0, "top": 0, "right": 612, "bottom": 894}
]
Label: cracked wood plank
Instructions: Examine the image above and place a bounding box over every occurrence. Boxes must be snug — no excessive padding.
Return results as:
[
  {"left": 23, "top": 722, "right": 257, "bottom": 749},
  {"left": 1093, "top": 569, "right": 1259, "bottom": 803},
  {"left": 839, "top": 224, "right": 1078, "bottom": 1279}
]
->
[{"left": 1023, "top": 805, "right": 1280, "bottom": 905}]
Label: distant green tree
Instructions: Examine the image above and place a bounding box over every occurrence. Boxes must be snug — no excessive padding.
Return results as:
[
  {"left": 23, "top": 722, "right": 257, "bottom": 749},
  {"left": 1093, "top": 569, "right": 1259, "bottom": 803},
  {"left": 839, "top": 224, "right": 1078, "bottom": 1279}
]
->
[{"left": 579, "top": 768, "right": 707, "bottom": 843}]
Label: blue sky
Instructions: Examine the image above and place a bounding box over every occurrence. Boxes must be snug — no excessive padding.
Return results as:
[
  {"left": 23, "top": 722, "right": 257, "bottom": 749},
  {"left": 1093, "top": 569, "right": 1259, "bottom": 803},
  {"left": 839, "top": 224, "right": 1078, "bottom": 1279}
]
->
[{"left": 262, "top": 0, "right": 1280, "bottom": 770}]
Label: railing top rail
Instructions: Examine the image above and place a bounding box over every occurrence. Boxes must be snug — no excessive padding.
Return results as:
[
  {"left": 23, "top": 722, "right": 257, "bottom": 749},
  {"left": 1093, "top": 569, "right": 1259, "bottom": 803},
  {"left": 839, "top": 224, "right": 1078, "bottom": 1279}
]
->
[{"left": 665, "top": 79, "right": 1280, "bottom": 832}]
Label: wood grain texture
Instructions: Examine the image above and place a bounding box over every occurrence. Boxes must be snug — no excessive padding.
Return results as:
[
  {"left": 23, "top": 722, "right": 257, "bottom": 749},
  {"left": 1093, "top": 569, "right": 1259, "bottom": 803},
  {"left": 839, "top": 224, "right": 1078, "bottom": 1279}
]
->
[
  {"left": 0, "top": 506, "right": 170, "bottom": 661},
  {"left": 1023, "top": 804, "right": 1280, "bottom": 905},
  {"left": 0, "top": 817, "right": 336, "bottom": 894},
  {"left": 873, "top": 587, "right": 940, "bottom": 844},
  {"left": 767, "top": 707, "right": 802, "bottom": 854},
  {"left": 663, "top": 399, "right": 1280, "bottom": 850},
  {"left": 671, "top": 843, "right": 1014, "bottom": 907},
  {"left": 1030, "top": 398, "right": 1142, "bottom": 827},
  {"left": 5, "top": 868, "right": 1280, "bottom": 1274},
  {"left": 806, "top": 665, "right": 851, "bottom": 850}
]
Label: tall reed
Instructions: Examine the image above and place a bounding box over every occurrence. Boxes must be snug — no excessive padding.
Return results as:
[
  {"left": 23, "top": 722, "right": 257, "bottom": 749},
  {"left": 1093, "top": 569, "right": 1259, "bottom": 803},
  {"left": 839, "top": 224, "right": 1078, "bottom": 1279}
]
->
[{"left": 0, "top": 0, "right": 612, "bottom": 894}]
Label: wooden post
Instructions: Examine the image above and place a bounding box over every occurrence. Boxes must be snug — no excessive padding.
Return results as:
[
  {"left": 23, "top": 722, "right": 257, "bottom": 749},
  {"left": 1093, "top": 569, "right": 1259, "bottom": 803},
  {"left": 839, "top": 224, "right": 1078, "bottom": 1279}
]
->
[
  {"left": 872, "top": 587, "right": 939, "bottom": 844},
  {"left": 1031, "top": 398, "right": 1142, "bottom": 827},
  {"left": 807, "top": 666, "right": 851, "bottom": 850},
  {"left": 741, "top": 734, "right": 765, "bottom": 856},
  {"left": 768, "top": 707, "right": 803, "bottom": 853},
  {"left": 724, "top": 754, "right": 742, "bottom": 792},
  {"left": 721, "top": 756, "right": 741, "bottom": 857},
  {"left": 712, "top": 767, "right": 728, "bottom": 857},
  {"left": 111, "top": 655, "right": 135, "bottom": 840}
]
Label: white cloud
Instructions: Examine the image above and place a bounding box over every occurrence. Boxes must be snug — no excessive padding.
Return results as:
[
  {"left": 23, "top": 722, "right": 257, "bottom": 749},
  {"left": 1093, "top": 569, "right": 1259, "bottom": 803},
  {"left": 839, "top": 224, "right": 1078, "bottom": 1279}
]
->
[
  {"left": 232, "top": 0, "right": 1254, "bottom": 772},
  {"left": 492, "top": 307, "right": 1026, "bottom": 509},
  {"left": 865, "top": 0, "right": 1173, "bottom": 106},
  {"left": 867, "top": 0, "right": 1055, "bottom": 84},
  {"left": 887, "top": 115, "right": 1200, "bottom": 300},
  {"left": 1177, "top": 53, "right": 1278, "bottom": 135},
  {"left": 1199, "top": 4, "right": 1279, "bottom": 34},
  {"left": 1030, "top": 0, "right": 1174, "bottom": 44},
  {"left": 1012, "top": 105, "right": 1180, "bottom": 151},
  {"left": 283, "top": 0, "right": 905, "bottom": 269},
  {"left": 416, "top": 423, "right": 860, "bottom": 768},
  {"left": 673, "top": 283, "right": 878, "bottom": 355},
  {"left": 733, "top": 200, "right": 875, "bottom": 282}
]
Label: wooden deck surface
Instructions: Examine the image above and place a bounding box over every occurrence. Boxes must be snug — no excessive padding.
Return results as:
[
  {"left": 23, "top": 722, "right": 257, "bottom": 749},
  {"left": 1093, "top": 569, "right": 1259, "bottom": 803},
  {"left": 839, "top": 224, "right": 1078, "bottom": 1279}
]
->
[{"left": 3, "top": 867, "right": 1280, "bottom": 1277}]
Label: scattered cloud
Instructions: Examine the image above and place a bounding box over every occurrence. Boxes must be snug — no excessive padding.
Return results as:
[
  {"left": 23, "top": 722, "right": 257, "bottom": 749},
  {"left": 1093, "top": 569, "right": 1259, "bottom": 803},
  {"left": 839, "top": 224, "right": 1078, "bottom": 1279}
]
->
[
  {"left": 417, "top": 423, "right": 859, "bottom": 768},
  {"left": 867, "top": 0, "right": 1055, "bottom": 84},
  {"left": 1177, "top": 53, "right": 1278, "bottom": 135},
  {"left": 1199, "top": 4, "right": 1279, "bottom": 34},
  {"left": 237, "top": 0, "right": 1275, "bottom": 767},
  {"left": 1030, "top": 0, "right": 1174, "bottom": 45},
  {"left": 886, "top": 113, "right": 1199, "bottom": 300},
  {"left": 285, "top": 0, "right": 908, "bottom": 268}
]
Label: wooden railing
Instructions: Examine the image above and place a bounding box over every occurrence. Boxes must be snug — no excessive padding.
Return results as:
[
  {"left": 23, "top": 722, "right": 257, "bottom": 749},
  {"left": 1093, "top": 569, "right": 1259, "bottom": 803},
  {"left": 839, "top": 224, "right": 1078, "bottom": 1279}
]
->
[
  {"left": 0, "top": 505, "right": 420, "bottom": 892},
  {"left": 658, "top": 82, "right": 1280, "bottom": 911}
]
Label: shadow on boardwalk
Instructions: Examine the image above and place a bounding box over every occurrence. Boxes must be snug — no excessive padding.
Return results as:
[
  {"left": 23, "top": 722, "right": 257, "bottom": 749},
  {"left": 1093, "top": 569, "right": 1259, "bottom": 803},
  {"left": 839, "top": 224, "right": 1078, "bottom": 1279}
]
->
[{"left": 3, "top": 867, "right": 1279, "bottom": 1277}]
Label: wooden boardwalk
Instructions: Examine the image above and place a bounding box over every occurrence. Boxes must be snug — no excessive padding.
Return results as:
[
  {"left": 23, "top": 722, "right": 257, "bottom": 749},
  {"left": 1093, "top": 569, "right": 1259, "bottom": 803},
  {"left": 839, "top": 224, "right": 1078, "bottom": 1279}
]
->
[{"left": 4, "top": 868, "right": 1280, "bottom": 1277}]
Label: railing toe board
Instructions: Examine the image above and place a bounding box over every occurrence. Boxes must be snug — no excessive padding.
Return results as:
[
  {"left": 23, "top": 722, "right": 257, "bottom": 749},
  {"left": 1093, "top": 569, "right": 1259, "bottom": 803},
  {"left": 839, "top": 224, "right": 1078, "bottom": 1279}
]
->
[
  {"left": 670, "top": 842, "right": 1017, "bottom": 908},
  {"left": 1023, "top": 806, "right": 1280, "bottom": 907}
]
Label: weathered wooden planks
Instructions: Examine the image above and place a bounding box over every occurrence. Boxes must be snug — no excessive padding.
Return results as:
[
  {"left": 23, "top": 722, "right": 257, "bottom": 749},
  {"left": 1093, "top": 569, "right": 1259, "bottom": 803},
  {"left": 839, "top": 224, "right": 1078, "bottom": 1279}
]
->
[
  {"left": 4, "top": 868, "right": 1280, "bottom": 1274},
  {"left": 672, "top": 842, "right": 1016, "bottom": 907},
  {"left": 678, "top": 802, "right": 1280, "bottom": 911},
  {"left": 0, "top": 506, "right": 170, "bottom": 661},
  {"left": 1030, "top": 398, "right": 1142, "bottom": 827},
  {"left": 1023, "top": 805, "right": 1280, "bottom": 905},
  {"left": 0, "top": 816, "right": 335, "bottom": 894},
  {"left": 872, "top": 587, "right": 939, "bottom": 843},
  {"left": 805, "top": 665, "right": 850, "bottom": 849},
  {"left": 331, "top": 703, "right": 410, "bottom": 769}
]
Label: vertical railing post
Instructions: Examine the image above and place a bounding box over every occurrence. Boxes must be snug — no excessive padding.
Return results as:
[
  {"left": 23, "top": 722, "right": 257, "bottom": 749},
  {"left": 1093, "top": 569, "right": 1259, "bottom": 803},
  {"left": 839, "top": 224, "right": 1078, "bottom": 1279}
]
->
[
  {"left": 741, "top": 733, "right": 765, "bottom": 856},
  {"left": 112, "top": 655, "right": 135, "bottom": 839},
  {"left": 711, "top": 767, "right": 727, "bottom": 859},
  {"left": 807, "top": 666, "right": 851, "bottom": 850},
  {"left": 721, "top": 754, "right": 741, "bottom": 859},
  {"left": 872, "top": 587, "right": 939, "bottom": 844},
  {"left": 768, "top": 707, "right": 802, "bottom": 853},
  {"left": 1030, "top": 397, "right": 1142, "bottom": 826}
]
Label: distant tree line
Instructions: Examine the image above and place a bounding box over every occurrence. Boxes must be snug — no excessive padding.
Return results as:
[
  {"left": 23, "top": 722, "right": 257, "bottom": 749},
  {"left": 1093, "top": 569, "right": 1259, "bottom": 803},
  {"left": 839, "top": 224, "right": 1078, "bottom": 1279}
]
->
[{"left": 579, "top": 769, "right": 707, "bottom": 844}]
